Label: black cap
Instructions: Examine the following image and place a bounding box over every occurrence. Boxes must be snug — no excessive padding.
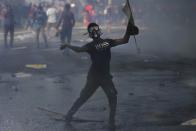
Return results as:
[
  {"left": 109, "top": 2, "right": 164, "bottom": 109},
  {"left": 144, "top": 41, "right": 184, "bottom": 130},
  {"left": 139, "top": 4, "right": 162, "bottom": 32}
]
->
[{"left": 83, "top": 23, "right": 99, "bottom": 36}]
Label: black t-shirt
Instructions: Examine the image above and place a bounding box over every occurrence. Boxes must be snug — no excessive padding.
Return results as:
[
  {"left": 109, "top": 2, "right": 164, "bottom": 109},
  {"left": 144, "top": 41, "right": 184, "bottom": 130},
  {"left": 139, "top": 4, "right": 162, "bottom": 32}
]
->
[
  {"left": 84, "top": 38, "right": 116, "bottom": 78},
  {"left": 3, "top": 9, "right": 14, "bottom": 26},
  {"left": 62, "top": 11, "right": 74, "bottom": 29}
]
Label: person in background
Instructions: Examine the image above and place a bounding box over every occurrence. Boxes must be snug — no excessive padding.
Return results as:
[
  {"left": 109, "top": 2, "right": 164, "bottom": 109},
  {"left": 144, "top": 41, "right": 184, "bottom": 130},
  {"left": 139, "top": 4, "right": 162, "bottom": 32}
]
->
[
  {"left": 33, "top": 5, "right": 48, "bottom": 48},
  {"left": 0, "top": 4, "right": 4, "bottom": 29},
  {"left": 3, "top": 4, "right": 15, "bottom": 48},
  {"left": 83, "top": 4, "right": 95, "bottom": 27},
  {"left": 104, "top": 4, "right": 113, "bottom": 32},
  {"left": 26, "top": 4, "right": 37, "bottom": 31},
  {"left": 56, "top": 3, "right": 75, "bottom": 55},
  {"left": 46, "top": 4, "right": 57, "bottom": 38},
  {"left": 82, "top": 10, "right": 91, "bottom": 27}
]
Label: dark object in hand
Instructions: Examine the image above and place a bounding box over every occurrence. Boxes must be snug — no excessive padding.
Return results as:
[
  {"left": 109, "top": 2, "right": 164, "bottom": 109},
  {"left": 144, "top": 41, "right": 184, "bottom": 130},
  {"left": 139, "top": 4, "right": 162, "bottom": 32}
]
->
[
  {"left": 60, "top": 44, "right": 67, "bottom": 50},
  {"left": 129, "top": 25, "right": 139, "bottom": 35}
]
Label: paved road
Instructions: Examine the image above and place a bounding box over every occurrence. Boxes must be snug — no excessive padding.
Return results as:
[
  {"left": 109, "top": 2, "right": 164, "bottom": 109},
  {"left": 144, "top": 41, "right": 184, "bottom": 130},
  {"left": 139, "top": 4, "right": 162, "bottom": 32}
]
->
[{"left": 0, "top": 28, "right": 196, "bottom": 131}]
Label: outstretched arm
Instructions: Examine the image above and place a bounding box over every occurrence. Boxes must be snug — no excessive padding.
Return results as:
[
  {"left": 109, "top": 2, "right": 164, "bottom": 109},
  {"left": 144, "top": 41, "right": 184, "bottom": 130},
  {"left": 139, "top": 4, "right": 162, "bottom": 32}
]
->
[
  {"left": 60, "top": 44, "right": 88, "bottom": 53},
  {"left": 111, "top": 21, "right": 139, "bottom": 46}
]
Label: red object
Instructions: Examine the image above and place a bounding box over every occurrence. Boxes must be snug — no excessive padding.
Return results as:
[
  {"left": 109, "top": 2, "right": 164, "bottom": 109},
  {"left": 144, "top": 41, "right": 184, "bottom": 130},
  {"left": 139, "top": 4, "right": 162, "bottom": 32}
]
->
[
  {"left": 85, "top": 4, "right": 93, "bottom": 12},
  {"left": 83, "top": 11, "right": 91, "bottom": 27},
  {"left": 85, "top": 4, "right": 95, "bottom": 16}
]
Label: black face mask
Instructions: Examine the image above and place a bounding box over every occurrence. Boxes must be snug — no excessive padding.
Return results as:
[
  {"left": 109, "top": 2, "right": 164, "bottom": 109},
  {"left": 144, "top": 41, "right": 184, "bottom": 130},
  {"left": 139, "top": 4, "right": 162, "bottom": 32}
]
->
[{"left": 88, "top": 26, "right": 102, "bottom": 39}]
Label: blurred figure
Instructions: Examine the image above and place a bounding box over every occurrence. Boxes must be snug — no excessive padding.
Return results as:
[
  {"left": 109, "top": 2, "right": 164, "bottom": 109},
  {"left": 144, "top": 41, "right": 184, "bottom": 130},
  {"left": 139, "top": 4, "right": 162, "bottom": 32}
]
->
[
  {"left": 46, "top": 4, "right": 57, "bottom": 38},
  {"left": 82, "top": 10, "right": 91, "bottom": 27},
  {"left": 56, "top": 3, "right": 75, "bottom": 54},
  {"left": 33, "top": 5, "right": 48, "bottom": 48},
  {"left": 83, "top": 4, "right": 95, "bottom": 27},
  {"left": 0, "top": 4, "right": 4, "bottom": 29},
  {"left": 3, "top": 4, "right": 15, "bottom": 48},
  {"left": 104, "top": 4, "right": 113, "bottom": 32},
  {"left": 26, "top": 4, "right": 37, "bottom": 31}
]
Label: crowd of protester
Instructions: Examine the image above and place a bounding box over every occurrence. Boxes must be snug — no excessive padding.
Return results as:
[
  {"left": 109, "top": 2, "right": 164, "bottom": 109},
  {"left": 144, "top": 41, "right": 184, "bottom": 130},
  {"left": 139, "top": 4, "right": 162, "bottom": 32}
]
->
[
  {"left": 0, "top": 0, "right": 126, "bottom": 48},
  {"left": 0, "top": 0, "right": 194, "bottom": 48},
  {"left": 0, "top": 0, "right": 194, "bottom": 28},
  {"left": 0, "top": 0, "right": 126, "bottom": 30}
]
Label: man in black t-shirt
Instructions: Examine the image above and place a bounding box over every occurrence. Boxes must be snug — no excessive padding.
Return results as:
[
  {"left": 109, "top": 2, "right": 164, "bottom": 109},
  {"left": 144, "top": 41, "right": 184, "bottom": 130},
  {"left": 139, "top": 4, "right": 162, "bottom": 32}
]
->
[{"left": 60, "top": 21, "right": 138, "bottom": 129}]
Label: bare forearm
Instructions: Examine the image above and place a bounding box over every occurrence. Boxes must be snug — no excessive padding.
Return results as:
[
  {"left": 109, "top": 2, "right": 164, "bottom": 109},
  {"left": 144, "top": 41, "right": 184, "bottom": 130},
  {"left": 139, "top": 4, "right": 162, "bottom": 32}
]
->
[
  {"left": 123, "top": 21, "right": 134, "bottom": 41},
  {"left": 121, "top": 29, "right": 131, "bottom": 44},
  {"left": 112, "top": 26, "right": 131, "bottom": 45},
  {"left": 112, "top": 21, "right": 139, "bottom": 46}
]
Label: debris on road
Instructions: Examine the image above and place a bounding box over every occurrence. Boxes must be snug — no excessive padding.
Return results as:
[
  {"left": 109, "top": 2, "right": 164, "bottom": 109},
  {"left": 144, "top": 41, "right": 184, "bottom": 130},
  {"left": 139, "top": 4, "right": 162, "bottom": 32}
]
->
[
  {"left": 182, "top": 118, "right": 196, "bottom": 126},
  {"left": 13, "top": 72, "right": 32, "bottom": 78},
  {"left": 11, "top": 85, "right": 19, "bottom": 92},
  {"left": 81, "top": 56, "right": 88, "bottom": 60},
  {"left": 15, "top": 32, "right": 35, "bottom": 41},
  {"left": 11, "top": 46, "right": 27, "bottom": 50},
  {"left": 25, "top": 64, "right": 47, "bottom": 69},
  {"left": 129, "top": 92, "right": 134, "bottom": 96}
]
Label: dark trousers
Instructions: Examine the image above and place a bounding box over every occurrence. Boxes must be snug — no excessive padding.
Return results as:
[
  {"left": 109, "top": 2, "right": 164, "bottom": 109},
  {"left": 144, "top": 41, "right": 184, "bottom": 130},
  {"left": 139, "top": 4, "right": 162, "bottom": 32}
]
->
[
  {"left": 4, "top": 24, "right": 14, "bottom": 48},
  {"left": 60, "top": 28, "right": 72, "bottom": 44},
  {"left": 36, "top": 26, "right": 48, "bottom": 48},
  {"left": 66, "top": 75, "right": 117, "bottom": 124}
]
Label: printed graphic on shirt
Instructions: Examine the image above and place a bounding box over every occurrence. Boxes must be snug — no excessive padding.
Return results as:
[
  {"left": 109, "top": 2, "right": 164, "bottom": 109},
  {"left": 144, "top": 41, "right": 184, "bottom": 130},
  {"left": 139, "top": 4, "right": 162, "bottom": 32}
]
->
[{"left": 94, "top": 42, "right": 110, "bottom": 51}]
